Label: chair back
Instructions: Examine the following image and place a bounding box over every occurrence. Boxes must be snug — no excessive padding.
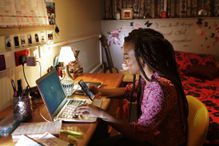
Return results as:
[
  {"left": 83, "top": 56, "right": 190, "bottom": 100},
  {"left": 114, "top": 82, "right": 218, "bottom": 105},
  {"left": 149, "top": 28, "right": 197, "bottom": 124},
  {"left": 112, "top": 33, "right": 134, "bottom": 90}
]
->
[{"left": 186, "top": 95, "right": 209, "bottom": 146}]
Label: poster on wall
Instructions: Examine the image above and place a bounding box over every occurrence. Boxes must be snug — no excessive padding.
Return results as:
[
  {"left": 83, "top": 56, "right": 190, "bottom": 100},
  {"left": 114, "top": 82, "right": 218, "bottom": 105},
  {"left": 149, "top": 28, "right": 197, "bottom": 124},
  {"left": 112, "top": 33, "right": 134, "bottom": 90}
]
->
[
  {"left": 0, "top": 0, "right": 49, "bottom": 27},
  {"left": 0, "top": 0, "right": 17, "bottom": 27}
]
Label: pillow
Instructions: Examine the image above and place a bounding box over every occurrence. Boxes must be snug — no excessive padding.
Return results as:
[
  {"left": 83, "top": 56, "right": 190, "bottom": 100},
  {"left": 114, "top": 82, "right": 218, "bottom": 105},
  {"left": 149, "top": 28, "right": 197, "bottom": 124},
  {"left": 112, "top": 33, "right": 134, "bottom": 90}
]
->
[{"left": 185, "top": 65, "right": 219, "bottom": 80}]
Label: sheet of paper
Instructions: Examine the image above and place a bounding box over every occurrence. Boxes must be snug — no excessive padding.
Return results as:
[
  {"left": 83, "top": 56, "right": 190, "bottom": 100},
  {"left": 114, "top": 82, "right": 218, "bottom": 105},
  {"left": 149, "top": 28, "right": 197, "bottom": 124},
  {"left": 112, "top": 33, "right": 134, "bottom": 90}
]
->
[{"left": 12, "top": 120, "right": 62, "bottom": 136}]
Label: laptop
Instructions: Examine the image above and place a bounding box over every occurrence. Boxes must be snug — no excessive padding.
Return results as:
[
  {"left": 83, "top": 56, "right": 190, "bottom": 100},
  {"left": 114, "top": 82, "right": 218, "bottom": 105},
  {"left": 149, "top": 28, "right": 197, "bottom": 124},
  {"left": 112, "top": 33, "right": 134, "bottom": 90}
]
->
[{"left": 36, "top": 69, "right": 102, "bottom": 122}]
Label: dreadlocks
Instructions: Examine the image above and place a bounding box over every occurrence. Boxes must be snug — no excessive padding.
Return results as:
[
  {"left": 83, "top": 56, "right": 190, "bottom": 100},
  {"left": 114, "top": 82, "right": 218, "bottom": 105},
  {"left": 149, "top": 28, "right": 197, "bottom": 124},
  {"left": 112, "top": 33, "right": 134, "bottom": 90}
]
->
[{"left": 125, "top": 28, "right": 188, "bottom": 143}]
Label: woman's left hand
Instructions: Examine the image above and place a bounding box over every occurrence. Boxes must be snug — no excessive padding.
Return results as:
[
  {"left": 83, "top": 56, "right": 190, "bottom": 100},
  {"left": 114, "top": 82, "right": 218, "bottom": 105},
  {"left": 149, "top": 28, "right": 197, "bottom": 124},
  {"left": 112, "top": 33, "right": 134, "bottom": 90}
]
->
[{"left": 75, "top": 104, "right": 103, "bottom": 118}]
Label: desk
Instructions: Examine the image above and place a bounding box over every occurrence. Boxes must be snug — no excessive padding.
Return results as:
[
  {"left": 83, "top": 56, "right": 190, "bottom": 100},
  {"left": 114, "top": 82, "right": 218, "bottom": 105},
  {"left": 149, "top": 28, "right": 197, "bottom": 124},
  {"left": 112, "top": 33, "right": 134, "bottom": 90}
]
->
[{"left": 0, "top": 73, "right": 123, "bottom": 146}]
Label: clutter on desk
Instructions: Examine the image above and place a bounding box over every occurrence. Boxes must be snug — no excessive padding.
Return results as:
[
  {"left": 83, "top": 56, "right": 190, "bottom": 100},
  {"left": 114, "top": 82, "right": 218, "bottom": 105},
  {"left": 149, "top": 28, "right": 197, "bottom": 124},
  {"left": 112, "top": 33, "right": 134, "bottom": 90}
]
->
[
  {"left": 60, "top": 126, "right": 84, "bottom": 145},
  {"left": 15, "top": 132, "right": 71, "bottom": 146},
  {"left": 11, "top": 120, "right": 62, "bottom": 141},
  {"left": 12, "top": 79, "right": 32, "bottom": 122},
  {"left": 0, "top": 113, "right": 20, "bottom": 137}
]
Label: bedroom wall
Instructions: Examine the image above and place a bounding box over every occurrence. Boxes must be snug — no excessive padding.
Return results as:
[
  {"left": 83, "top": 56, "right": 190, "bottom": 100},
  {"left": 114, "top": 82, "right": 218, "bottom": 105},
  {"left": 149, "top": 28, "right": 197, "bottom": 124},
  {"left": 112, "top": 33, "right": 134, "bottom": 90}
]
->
[
  {"left": 0, "top": 0, "right": 102, "bottom": 111},
  {"left": 101, "top": 18, "right": 219, "bottom": 70}
]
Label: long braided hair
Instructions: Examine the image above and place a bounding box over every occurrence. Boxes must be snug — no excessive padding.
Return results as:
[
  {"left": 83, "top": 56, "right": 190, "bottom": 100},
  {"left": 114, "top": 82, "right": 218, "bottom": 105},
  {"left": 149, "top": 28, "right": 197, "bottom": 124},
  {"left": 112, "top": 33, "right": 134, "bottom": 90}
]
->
[{"left": 125, "top": 28, "right": 188, "bottom": 142}]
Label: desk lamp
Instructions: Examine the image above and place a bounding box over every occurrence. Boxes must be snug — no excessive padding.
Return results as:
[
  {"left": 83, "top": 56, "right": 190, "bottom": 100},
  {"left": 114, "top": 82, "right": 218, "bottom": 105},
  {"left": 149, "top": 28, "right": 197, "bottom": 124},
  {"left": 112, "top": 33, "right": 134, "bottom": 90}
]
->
[{"left": 58, "top": 46, "right": 76, "bottom": 96}]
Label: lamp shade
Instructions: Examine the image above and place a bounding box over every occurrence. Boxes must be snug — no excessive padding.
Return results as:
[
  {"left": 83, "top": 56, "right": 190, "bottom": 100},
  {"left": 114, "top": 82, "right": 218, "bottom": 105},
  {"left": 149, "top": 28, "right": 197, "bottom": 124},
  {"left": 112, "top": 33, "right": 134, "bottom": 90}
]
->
[{"left": 58, "top": 46, "right": 76, "bottom": 65}]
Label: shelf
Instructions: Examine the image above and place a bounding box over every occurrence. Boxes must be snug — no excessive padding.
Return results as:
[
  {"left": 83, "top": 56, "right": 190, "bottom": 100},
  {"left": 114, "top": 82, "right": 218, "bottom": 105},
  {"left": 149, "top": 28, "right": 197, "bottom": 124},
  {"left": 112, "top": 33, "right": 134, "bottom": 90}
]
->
[
  {"left": 101, "top": 16, "right": 219, "bottom": 21},
  {"left": 0, "top": 43, "right": 48, "bottom": 55},
  {"left": 0, "top": 25, "right": 55, "bottom": 36}
]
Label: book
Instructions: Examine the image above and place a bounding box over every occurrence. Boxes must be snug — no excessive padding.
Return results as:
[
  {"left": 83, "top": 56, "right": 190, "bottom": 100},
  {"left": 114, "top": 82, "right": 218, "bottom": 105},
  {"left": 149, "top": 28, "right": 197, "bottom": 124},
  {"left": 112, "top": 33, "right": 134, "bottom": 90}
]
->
[
  {"left": 15, "top": 132, "right": 70, "bottom": 146},
  {"left": 11, "top": 121, "right": 62, "bottom": 141}
]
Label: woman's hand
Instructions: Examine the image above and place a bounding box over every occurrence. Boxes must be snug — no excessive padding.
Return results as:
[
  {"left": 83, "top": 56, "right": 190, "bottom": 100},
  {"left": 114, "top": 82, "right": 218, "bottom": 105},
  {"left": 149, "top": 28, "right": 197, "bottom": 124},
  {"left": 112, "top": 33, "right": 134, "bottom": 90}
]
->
[
  {"left": 75, "top": 104, "right": 104, "bottom": 118},
  {"left": 88, "top": 85, "right": 99, "bottom": 94}
]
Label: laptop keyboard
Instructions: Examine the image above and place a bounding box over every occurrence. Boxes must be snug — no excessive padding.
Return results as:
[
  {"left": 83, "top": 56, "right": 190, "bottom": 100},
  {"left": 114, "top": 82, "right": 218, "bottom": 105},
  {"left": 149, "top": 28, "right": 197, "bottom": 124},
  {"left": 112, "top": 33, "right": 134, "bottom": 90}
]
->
[{"left": 59, "top": 100, "right": 86, "bottom": 119}]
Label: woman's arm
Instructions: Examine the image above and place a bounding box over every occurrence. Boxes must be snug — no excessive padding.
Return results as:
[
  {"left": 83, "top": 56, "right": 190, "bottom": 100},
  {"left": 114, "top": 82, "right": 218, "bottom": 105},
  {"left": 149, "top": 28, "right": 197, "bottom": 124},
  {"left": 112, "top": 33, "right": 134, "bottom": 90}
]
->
[
  {"left": 76, "top": 105, "right": 154, "bottom": 142},
  {"left": 99, "top": 109, "right": 155, "bottom": 142},
  {"left": 98, "top": 87, "right": 126, "bottom": 98}
]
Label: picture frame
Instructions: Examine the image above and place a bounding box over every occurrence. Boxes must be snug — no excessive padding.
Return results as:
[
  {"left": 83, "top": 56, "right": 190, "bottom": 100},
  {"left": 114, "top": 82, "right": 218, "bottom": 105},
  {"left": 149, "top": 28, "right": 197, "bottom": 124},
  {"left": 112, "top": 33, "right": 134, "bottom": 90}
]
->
[
  {"left": 5, "top": 36, "right": 12, "bottom": 50},
  {"left": 20, "top": 35, "right": 26, "bottom": 47},
  {"left": 14, "top": 36, "right": 20, "bottom": 48},
  {"left": 27, "top": 34, "right": 32, "bottom": 45},
  {"left": 121, "top": 8, "right": 133, "bottom": 20}
]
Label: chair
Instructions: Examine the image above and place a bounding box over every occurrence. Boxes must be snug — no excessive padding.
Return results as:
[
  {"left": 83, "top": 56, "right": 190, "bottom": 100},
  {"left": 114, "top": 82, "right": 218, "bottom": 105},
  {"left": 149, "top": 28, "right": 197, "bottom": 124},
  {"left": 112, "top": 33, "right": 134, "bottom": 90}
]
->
[{"left": 186, "top": 95, "right": 209, "bottom": 146}]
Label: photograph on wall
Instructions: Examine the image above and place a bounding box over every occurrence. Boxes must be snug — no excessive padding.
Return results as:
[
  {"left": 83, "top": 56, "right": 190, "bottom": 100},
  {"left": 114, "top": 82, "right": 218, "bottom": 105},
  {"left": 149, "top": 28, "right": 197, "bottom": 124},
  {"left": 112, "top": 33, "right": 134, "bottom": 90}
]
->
[
  {"left": 20, "top": 35, "right": 26, "bottom": 47},
  {"left": 48, "top": 32, "right": 53, "bottom": 40},
  {"left": 5, "top": 36, "right": 12, "bottom": 50},
  {"left": 14, "top": 36, "right": 20, "bottom": 48},
  {"left": 35, "top": 33, "right": 39, "bottom": 43},
  {"left": 40, "top": 32, "right": 46, "bottom": 43},
  {"left": 27, "top": 34, "right": 32, "bottom": 45},
  {"left": 45, "top": 0, "right": 56, "bottom": 25}
]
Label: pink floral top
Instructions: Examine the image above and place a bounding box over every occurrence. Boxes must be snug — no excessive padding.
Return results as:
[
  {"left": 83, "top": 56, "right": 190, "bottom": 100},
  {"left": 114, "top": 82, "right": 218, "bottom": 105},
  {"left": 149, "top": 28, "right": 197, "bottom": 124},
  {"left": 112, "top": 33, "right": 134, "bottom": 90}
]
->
[{"left": 124, "top": 72, "right": 186, "bottom": 146}]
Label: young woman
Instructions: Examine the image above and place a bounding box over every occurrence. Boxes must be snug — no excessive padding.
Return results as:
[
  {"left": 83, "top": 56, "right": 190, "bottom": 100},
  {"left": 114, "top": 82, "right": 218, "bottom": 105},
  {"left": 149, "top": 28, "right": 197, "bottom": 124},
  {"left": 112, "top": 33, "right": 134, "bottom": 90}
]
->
[{"left": 76, "top": 28, "right": 188, "bottom": 146}]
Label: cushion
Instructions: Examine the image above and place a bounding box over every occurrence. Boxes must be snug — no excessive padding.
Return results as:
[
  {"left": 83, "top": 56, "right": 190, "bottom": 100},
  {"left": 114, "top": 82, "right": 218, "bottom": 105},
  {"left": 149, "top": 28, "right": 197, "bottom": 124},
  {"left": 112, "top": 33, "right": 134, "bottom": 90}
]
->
[{"left": 185, "top": 65, "right": 219, "bottom": 80}]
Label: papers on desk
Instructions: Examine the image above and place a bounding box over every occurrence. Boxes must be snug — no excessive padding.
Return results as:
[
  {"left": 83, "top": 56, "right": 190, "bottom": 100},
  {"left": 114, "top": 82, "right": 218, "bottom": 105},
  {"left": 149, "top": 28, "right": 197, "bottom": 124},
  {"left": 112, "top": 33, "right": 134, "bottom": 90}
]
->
[
  {"left": 15, "top": 132, "right": 70, "bottom": 146},
  {"left": 11, "top": 121, "right": 62, "bottom": 141}
]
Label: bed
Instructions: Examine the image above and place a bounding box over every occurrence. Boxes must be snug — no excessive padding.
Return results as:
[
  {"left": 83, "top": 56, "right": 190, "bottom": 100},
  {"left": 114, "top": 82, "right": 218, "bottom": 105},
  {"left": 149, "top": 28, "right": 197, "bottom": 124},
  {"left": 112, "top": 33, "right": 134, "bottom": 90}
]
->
[{"left": 175, "top": 51, "right": 219, "bottom": 144}]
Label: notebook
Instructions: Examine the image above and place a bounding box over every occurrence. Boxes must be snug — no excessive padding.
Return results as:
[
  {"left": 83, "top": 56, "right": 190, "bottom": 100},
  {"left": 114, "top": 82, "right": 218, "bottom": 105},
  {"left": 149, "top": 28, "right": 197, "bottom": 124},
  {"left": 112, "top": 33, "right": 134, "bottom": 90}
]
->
[{"left": 36, "top": 69, "right": 102, "bottom": 122}]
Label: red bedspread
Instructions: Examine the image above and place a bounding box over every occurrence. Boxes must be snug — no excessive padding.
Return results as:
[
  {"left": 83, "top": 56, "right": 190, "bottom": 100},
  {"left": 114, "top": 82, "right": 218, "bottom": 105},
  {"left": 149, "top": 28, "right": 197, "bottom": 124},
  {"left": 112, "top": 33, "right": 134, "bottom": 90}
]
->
[{"left": 175, "top": 51, "right": 219, "bottom": 143}]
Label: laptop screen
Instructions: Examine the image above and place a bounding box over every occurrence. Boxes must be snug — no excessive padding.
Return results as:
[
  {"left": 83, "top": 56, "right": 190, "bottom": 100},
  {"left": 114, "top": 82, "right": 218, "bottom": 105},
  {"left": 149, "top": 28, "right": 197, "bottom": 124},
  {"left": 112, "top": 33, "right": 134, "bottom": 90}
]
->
[{"left": 36, "top": 70, "right": 66, "bottom": 115}]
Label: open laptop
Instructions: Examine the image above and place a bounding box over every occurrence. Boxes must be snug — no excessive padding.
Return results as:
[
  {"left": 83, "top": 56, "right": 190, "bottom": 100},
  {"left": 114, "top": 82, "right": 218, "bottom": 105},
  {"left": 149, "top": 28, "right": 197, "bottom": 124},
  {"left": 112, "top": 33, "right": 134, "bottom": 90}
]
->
[{"left": 36, "top": 69, "right": 102, "bottom": 122}]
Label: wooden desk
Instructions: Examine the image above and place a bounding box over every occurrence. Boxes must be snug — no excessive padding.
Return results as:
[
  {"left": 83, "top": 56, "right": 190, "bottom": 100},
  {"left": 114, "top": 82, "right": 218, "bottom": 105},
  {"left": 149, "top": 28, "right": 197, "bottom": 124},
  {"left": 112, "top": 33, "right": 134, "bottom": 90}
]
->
[{"left": 0, "top": 73, "right": 123, "bottom": 146}]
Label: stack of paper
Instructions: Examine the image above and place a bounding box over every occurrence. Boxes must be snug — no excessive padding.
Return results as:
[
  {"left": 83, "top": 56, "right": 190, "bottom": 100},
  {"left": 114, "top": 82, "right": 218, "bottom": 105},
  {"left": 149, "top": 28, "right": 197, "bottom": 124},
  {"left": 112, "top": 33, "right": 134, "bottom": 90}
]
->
[
  {"left": 15, "top": 132, "right": 70, "bottom": 146},
  {"left": 11, "top": 121, "right": 62, "bottom": 141}
]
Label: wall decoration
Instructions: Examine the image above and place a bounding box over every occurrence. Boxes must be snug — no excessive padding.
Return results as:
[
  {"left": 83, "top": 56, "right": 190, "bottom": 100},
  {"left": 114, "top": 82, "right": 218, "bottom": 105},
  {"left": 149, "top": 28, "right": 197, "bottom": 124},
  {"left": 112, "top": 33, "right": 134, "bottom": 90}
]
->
[
  {"left": 144, "top": 20, "right": 152, "bottom": 27},
  {"left": 5, "top": 36, "right": 12, "bottom": 50},
  {"left": 40, "top": 32, "right": 46, "bottom": 43},
  {"left": 20, "top": 35, "right": 26, "bottom": 47},
  {"left": 27, "top": 34, "right": 32, "bottom": 45},
  {"left": 45, "top": 0, "right": 56, "bottom": 25},
  {"left": 121, "top": 8, "right": 133, "bottom": 20},
  {"left": 0, "top": 0, "right": 49, "bottom": 27},
  {"left": 48, "top": 32, "right": 53, "bottom": 40},
  {"left": 107, "top": 29, "right": 122, "bottom": 46},
  {"left": 35, "top": 34, "right": 39, "bottom": 43},
  {"left": 14, "top": 36, "right": 20, "bottom": 48}
]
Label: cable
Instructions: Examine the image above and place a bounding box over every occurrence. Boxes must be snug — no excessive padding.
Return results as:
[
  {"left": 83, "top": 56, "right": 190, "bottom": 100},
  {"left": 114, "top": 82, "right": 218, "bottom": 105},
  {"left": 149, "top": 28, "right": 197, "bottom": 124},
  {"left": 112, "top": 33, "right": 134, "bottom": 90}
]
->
[
  {"left": 39, "top": 106, "right": 50, "bottom": 122},
  {"left": 36, "top": 61, "right": 42, "bottom": 77},
  {"left": 22, "top": 64, "right": 30, "bottom": 88}
]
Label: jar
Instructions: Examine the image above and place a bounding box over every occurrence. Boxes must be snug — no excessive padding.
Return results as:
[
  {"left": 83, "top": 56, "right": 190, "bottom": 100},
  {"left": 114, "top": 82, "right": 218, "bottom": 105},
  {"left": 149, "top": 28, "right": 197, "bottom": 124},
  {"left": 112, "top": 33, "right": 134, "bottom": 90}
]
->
[{"left": 13, "top": 95, "right": 32, "bottom": 122}]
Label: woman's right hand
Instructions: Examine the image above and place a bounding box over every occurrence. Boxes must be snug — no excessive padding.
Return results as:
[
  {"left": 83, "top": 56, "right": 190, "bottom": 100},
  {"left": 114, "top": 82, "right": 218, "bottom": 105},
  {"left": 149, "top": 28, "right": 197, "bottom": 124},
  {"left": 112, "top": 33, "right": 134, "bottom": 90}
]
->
[{"left": 88, "top": 85, "right": 100, "bottom": 95}]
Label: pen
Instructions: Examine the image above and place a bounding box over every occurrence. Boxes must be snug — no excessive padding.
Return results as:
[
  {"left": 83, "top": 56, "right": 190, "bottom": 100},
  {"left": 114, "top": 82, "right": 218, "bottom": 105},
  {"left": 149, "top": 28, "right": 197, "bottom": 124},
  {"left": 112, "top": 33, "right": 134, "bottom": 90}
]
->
[{"left": 11, "top": 79, "right": 17, "bottom": 97}]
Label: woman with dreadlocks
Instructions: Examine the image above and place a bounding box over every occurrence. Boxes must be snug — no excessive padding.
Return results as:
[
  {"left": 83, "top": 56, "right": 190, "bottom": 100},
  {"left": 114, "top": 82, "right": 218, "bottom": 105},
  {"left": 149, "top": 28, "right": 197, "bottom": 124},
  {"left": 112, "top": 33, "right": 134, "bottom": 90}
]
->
[{"left": 75, "top": 28, "right": 188, "bottom": 146}]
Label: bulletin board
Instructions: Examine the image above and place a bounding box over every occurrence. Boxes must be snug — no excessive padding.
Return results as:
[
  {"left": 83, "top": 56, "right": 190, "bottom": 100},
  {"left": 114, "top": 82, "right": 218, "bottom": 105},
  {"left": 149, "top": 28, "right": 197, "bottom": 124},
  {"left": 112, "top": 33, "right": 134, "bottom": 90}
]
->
[{"left": 0, "top": 0, "right": 49, "bottom": 27}]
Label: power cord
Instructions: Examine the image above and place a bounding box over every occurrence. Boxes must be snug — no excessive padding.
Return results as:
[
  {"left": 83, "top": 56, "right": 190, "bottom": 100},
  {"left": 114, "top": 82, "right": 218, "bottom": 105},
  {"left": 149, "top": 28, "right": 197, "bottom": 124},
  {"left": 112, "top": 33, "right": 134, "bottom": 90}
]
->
[
  {"left": 36, "top": 61, "right": 42, "bottom": 77},
  {"left": 22, "top": 64, "right": 30, "bottom": 88}
]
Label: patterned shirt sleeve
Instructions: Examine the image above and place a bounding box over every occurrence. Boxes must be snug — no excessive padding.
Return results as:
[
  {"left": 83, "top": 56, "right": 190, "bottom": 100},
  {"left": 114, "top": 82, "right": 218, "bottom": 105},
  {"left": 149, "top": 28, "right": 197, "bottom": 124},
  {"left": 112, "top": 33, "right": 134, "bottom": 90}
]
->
[{"left": 130, "top": 80, "right": 176, "bottom": 141}]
